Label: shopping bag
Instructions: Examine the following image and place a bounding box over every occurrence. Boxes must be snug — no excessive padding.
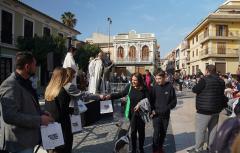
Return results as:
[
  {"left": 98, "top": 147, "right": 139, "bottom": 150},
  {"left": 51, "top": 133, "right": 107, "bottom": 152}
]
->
[
  {"left": 40, "top": 122, "right": 64, "bottom": 150},
  {"left": 77, "top": 99, "right": 88, "bottom": 113},
  {"left": 70, "top": 115, "right": 82, "bottom": 133},
  {"left": 100, "top": 100, "right": 113, "bottom": 114}
]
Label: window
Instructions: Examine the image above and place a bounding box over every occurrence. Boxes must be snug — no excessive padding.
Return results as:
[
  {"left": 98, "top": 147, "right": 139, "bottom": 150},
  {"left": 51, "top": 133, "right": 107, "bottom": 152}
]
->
[
  {"left": 217, "top": 42, "right": 226, "bottom": 54},
  {"left": 192, "top": 38, "right": 194, "bottom": 45},
  {"left": 192, "top": 50, "right": 194, "bottom": 57},
  {"left": 192, "top": 66, "right": 195, "bottom": 75},
  {"left": 1, "top": 10, "right": 13, "bottom": 44},
  {"left": 196, "top": 65, "right": 199, "bottom": 73},
  {"left": 0, "top": 57, "right": 12, "bottom": 84},
  {"left": 196, "top": 49, "right": 198, "bottom": 56},
  {"left": 196, "top": 35, "right": 198, "bottom": 42},
  {"left": 58, "top": 33, "right": 63, "bottom": 38},
  {"left": 141, "top": 45, "right": 149, "bottom": 61},
  {"left": 176, "top": 60, "right": 179, "bottom": 70},
  {"left": 117, "top": 46, "right": 124, "bottom": 60},
  {"left": 216, "top": 25, "right": 228, "bottom": 36},
  {"left": 129, "top": 46, "right": 136, "bottom": 61},
  {"left": 43, "top": 27, "right": 51, "bottom": 37},
  {"left": 204, "top": 27, "right": 209, "bottom": 38},
  {"left": 24, "top": 19, "right": 33, "bottom": 38},
  {"left": 205, "top": 44, "right": 209, "bottom": 55}
]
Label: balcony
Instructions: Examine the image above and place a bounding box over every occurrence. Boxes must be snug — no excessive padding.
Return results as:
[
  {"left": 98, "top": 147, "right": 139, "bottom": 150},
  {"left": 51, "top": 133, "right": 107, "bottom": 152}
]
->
[
  {"left": 115, "top": 56, "right": 153, "bottom": 65},
  {"left": 199, "top": 30, "right": 240, "bottom": 44},
  {"left": 200, "top": 48, "right": 239, "bottom": 59},
  {"left": 0, "top": 31, "right": 18, "bottom": 48}
]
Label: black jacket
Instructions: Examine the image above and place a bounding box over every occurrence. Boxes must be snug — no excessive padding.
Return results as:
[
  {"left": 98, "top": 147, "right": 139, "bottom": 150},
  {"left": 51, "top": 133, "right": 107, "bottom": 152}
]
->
[
  {"left": 192, "top": 74, "right": 227, "bottom": 115},
  {"left": 45, "top": 88, "right": 73, "bottom": 152},
  {"left": 150, "top": 82, "right": 177, "bottom": 118},
  {"left": 110, "top": 84, "right": 150, "bottom": 119}
]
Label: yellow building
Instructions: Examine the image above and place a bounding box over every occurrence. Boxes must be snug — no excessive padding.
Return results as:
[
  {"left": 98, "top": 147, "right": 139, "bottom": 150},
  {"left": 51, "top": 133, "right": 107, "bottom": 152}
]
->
[{"left": 185, "top": 0, "right": 240, "bottom": 75}]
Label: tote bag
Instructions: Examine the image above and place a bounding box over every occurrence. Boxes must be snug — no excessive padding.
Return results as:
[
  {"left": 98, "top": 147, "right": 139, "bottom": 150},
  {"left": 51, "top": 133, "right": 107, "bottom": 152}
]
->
[
  {"left": 40, "top": 122, "right": 64, "bottom": 150},
  {"left": 70, "top": 115, "right": 82, "bottom": 133}
]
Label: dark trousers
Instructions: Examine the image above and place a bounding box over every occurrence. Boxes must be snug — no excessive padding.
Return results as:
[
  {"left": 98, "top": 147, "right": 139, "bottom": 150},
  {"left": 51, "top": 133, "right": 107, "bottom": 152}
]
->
[
  {"left": 130, "top": 114, "right": 145, "bottom": 152},
  {"left": 152, "top": 116, "right": 169, "bottom": 152}
]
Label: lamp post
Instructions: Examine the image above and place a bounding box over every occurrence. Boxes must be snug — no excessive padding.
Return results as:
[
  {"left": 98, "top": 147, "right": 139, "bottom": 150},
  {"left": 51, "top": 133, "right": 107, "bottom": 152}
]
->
[{"left": 107, "top": 17, "right": 112, "bottom": 58}]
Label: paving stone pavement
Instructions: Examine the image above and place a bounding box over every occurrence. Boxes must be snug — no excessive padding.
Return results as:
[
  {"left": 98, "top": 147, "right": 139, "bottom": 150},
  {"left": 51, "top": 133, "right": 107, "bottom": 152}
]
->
[
  {"left": 36, "top": 100, "right": 175, "bottom": 153},
  {"left": 27, "top": 89, "right": 218, "bottom": 153},
  {"left": 71, "top": 100, "right": 175, "bottom": 153}
]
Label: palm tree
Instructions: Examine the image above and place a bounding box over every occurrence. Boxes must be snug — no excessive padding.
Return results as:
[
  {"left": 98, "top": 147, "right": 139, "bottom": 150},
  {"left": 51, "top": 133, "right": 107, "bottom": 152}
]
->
[{"left": 61, "top": 12, "right": 77, "bottom": 28}]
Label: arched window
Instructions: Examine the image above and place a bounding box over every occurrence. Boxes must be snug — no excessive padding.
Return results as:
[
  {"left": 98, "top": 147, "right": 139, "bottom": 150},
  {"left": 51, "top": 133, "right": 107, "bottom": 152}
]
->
[
  {"left": 117, "top": 47, "right": 124, "bottom": 60},
  {"left": 129, "top": 46, "right": 136, "bottom": 61},
  {"left": 141, "top": 45, "right": 149, "bottom": 61}
]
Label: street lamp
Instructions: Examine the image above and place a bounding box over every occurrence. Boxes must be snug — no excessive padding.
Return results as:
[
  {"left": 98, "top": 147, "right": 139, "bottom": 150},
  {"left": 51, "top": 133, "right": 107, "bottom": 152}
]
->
[{"left": 107, "top": 17, "right": 112, "bottom": 58}]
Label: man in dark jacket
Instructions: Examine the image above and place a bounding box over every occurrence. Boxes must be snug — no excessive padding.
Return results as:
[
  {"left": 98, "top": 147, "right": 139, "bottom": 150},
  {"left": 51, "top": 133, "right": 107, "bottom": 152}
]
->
[
  {"left": 188, "top": 65, "right": 227, "bottom": 153},
  {"left": 150, "top": 71, "right": 177, "bottom": 153}
]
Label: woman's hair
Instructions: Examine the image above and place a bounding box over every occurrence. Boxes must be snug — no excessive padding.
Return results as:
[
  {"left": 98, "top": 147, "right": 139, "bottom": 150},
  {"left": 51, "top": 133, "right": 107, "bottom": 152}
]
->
[
  {"left": 131, "top": 73, "right": 145, "bottom": 89},
  {"left": 45, "top": 67, "right": 67, "bottom": 101},
  {"left": 65, "top": 67, "right": 76, "bottom": 84}
]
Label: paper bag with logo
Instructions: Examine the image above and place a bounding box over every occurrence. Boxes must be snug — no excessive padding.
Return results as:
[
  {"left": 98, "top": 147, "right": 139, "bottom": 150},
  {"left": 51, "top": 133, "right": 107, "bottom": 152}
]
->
[
  {"left": 70, "top": 115, "right": 82, "bottom": 133},
  {"left": 77, "top": 99, "right": 88, "bottom": 114},
  {"left": 100, "top": 100, "right": 113, "bottom": 114},
  {"left": 40, "top": 122, "right": 64, "bottom": 150}
]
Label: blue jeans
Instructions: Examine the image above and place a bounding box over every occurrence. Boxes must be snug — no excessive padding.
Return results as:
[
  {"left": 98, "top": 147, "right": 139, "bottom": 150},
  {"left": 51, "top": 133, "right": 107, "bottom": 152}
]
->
[{"left": 15, "top": 148, "right": 34, "bottom": 153}]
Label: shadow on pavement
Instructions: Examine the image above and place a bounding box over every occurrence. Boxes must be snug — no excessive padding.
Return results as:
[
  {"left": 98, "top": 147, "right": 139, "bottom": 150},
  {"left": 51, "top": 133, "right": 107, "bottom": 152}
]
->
[
  {"left": 174, "top": 132, "right": 195, "bottom": 152},
  {"left": 74, "top": 141, "right": 115, "bottom": 153}
]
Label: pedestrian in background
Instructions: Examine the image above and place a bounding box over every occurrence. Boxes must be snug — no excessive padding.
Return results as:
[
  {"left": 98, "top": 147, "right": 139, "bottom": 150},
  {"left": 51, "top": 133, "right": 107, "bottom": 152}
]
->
[
  {"left": 150, "top": 71, "right": 177, "bottom": 153},
  {"left": 144, "top": 69, "right": 155, "bottom": 92},
  {"left": 0, "top": 52, "right": 54, "bottom": 153},
  {"left": 188, "top": 65, "right": 227, "bottom": 153},
  {"left": 63, "top": 46, "right": 78, "bottom": 85}
]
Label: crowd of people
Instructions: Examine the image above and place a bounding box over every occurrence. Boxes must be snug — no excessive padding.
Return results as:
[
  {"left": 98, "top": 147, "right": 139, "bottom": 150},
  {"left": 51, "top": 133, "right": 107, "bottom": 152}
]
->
[
  {"left": 0, "top": 51, "right": 177, "bottom": 153},
  {"left": 1, "top": 50, "right": 240, "bottom": 153}
]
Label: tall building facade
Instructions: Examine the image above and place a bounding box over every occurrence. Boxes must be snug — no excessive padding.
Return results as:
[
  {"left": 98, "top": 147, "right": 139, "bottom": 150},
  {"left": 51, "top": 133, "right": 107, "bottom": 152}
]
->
[
  {"left": 174, "top": 41, "right": 188, "bottom": 75},
  {"left": 112, "top": 30, "right": 159, "bottom": 75},
  {"left": 185, "top": 0, "right": 240, "bottom": 75},
  {"left": 0, "top": 0, "right": 80, "bottom": 83}
]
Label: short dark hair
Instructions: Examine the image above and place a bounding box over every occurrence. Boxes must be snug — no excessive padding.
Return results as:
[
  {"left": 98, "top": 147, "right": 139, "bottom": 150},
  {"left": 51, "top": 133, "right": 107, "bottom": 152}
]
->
[
  {"left": 16, "top": 52, "right": 34, "bottom": 70},
  {"left": 156, "top": 71, "right": 166, "bottom": 77},
  {"left": 206, "top": 65, "right": 216, "bottom": 74},
  {"left": 145, "top": 69, "right": 149, "bottom": 72},
  {"left": 68, "top": 46, "right": 76, "bottom": 53}
]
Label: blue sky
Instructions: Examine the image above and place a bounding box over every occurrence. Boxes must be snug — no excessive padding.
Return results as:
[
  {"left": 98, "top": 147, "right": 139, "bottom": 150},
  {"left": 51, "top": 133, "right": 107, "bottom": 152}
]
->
[{"left": 21, "top": 0, "right": 225, "bottom": 57}]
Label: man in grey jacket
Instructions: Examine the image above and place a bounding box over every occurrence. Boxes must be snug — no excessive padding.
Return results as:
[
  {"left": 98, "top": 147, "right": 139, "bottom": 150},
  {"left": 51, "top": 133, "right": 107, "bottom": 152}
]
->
[{"left": 0, "top": 52, "right": 54, "bottom": 153}]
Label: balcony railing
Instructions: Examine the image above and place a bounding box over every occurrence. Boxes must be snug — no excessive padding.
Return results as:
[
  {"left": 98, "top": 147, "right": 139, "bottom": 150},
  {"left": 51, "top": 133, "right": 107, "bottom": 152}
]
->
[
  {"left": 200, "top": 48, "right": 239, "bottom": 58},
  {"left": 198, "top": 30, "right": 240, "bottom": 44},
  {"left": 115, "top": 56, "right": 152, "bottom": 64}
]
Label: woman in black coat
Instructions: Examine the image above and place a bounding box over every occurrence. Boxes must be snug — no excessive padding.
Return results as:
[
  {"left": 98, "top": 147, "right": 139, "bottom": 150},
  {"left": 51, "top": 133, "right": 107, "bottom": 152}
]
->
[
  {"left": 44, "top": 67, "right": 73, "bottom": 153},
  {"left": 106, "top": 73, "right": 150, "bottom": 153}
]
